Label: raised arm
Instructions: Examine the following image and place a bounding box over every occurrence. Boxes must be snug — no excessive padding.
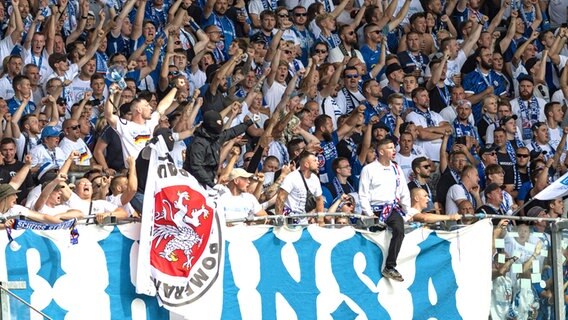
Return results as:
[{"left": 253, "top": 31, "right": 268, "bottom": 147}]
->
[
  {"left": 499, "top": 10, "right": 518, "bottom": 54},
  {"left": 66, "top": 0, "right": 89, "bottom": 44},
  {"left": 204, "top": 0, "right": 216, "bottom": 19},
  {"left": 71, "top": 92, "right": 92, "bottom": 120},
  {"left": 530, "top": 1, "right": 542, "bottom": 32},
  {"left": 9, "top": 155, "right": 32, "bottom": 191},
  {"left": 486, "top": 0, "right": 508, "bottom": 34},
  {"left": 388, "top": 0, "right": 411, "bottom": 31},
  {"left": 104, "top": 85, "right": 121, "bottom": 128},
  {"left": 140, "top": 36, "right": 164, "bottom": 79},
  {"left": 111, "top": 0, "right": 137, "bottom": 37},
  {"left": 77, "top": 29, "right": 104, "bottom": 68},
  {"left": 23, "top": 14, "right": 43, "bottom": 51},
  {"left": 130, "top": 0, "right": 148, "bottom": 41},
  {"left": 426, "top": 51, "right": 450, "bottom": 91},
  {"left": 156, "top": 85, "right": 178, "bottom": 116},
  {"left": 512, "top": 31, "right": 538, "bottom": 67},
  {"left": 461, "top": 19, "right": 483, "bottom": 56},
  {"left": 331, "top": 0, "right": 351, "bottom": 19},
  {"left": 10, "top": 0, "right": 24, "bottom": 44}
]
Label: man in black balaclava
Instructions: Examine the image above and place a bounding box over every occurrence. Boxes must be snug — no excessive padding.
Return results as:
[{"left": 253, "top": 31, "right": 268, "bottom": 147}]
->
[{"left": 184, "top": 109, "right": 253, "bottom": 188}]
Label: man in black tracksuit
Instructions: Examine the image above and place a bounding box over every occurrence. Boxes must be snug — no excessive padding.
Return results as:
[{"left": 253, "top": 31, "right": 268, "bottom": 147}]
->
[{"left": 184, "top": 110, "right": 253, "bottom": 188}]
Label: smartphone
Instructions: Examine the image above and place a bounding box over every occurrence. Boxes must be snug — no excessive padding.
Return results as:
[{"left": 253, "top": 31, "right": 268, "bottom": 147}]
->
[{"left": 456, "top": 136, "right": 467, "bottom": 145}]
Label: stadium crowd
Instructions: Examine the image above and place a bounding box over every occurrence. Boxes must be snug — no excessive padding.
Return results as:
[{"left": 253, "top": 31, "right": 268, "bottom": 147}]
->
[{"left": 0, "top": 0, "right": 565, "bottom": 317}]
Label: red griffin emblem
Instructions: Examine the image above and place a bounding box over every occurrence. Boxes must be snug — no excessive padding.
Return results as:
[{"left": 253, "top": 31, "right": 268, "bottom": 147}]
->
[{"left": 151, "top": 185, "right": 214, "bottom": 277}]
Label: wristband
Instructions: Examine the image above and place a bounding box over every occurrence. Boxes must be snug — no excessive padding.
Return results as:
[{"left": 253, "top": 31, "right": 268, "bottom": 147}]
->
[{"left": 189, "top": 20, "right": 201, "bottom": 33}]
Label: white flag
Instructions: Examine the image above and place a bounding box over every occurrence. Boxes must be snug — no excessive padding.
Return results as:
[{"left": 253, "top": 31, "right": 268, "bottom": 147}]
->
[
  {"left": 135, "top": 136, "right": 225, "bottom": 317},
  {"left": 534, "top": 171, "right": 568, "bottom": 200}
]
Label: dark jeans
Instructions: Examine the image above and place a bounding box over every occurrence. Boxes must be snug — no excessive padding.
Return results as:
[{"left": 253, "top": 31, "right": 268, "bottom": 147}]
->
[
  {"left": 385, "top": 211, "right": 405, "bottom": 269},
  {"left": 130, "top": 192, "right": 144, "bottom": 214}
]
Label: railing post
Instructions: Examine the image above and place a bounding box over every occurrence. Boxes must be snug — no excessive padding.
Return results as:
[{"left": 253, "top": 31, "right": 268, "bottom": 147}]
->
[
  {"left": 551, "top": 221, "right": 568, "bottom": 320},
  {"left": 0, "top": 281, "right": 26, "bottom": 320}
]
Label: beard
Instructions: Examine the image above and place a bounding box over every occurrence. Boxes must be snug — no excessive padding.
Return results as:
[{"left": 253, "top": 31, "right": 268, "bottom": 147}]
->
[{"left": 480, "top": 61, "right": 492, "bottom": 70}]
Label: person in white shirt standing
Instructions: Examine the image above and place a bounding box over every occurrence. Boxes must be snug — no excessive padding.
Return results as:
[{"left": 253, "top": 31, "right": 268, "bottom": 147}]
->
[
  {"left": 218, "top": 168, "right": 267, "bottom": 226},
  {"left": 275, "top": 151, "right": 324, "bottom": 224},
  {"left": 359, "top": 138, "right": 410, "bottom": 282},
  {"left": 59, "top": 118, "right": 94, "bottom": 167},
  {"left": 104, "top": 82, "right": 178, "bottom": 165},
  {"left": 406, "top": 87, "right": 451, "bottom": 161}
]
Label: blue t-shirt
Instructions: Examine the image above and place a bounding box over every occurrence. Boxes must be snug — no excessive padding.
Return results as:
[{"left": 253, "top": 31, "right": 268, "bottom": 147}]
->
[
  {"left": 318, "top": 131, "right": 339, "bottom": 184},
  {"left": 360, "top": 44, "right": 381, "bottom": 71}
]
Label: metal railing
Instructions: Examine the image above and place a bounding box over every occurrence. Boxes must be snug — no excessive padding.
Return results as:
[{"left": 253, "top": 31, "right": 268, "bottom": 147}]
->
[{"left": 0, "top": 283, "right": 52, "bottom": 320}]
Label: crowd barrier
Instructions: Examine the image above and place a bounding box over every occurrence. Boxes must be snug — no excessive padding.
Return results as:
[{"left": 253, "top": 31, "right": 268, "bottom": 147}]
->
[{"left": 1, "top": 218, "right": 495, "bottom": 319}]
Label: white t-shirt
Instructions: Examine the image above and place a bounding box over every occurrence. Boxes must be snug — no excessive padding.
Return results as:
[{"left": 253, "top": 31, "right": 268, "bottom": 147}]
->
[
  {"left": 0, "top": 36, "right": 14, "bottom": 73},
  {"left": 0, "top": 75, "right": 15, "bottom": 100},
  {"left": 39, "top": 204, "right": 71, "bottom": 216},
  {"left": 217, "top": 192, "right": 262, "bottom": 224},
  {"left": 59, "top": 137, "right": 92, "bottom": 165},
  {"left": 445, "top": 50, "right": 467, "bottom": 86},
  {"left": 406, "top": 110, "right": 446, "bottom": 161},
  {"left": 394, "top": 153, "right": 417, "bottom": 181},
  {"left": 15, "top": 132, "right": 39, "bottom": 162},
  {"left": 445, "top": 184, "right": 468, "bottom": 215},
  {"left": 263, "top": 81, "right": 286, "bottom": 114},
  {"left": 107, "top": 193, "right": 135, "bottom": 217},
  {"left": 66, "top": 193, "right": 118, "bottom": 217},
  {"left": 68, "top": 76, "right": 92, "bottom": 106},
  {"left": 23, "top": 48, "right": 53, "bottom": 85},
  {"left": 30, "top": 145, "right": 66, "bottom": 169},
  {"left": 115, "top": 112, "right": 160, "bottom": 165},
  {"left": 551, "top": 89, "right": 566, "bottom": 106},
  {"left": 280, "top": 170, "right": 323, "bottom": 214},
  {"left": 328, "top": 47, "right": 364, "bottom": 64},
  {"left": 2, "top": 204, "right": 31, "bottom": 219}
]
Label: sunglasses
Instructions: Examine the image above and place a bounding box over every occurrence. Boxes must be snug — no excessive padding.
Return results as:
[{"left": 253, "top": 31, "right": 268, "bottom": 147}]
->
[
  {"left": 169, "top": 71, "right": 180, "bottom": 76},
  {"left": 67, "top": 125, "right": 80, "bottom": 130},
  {"left": 244, "top": 157, "right": 252, "bottom": 162},
  {"left": 315, "top": 49, "right": 327, "bottom": 54},
  {"left": 516, "top": 154, "right": 529, "bottom": 158},
  {"left": 422, "top": 165, "right": 431, "bottom": 169},
  {"left": 345, "top": 74, "right": 359, "bottom": 79},
  {"left": 347, "top": 31, "right": 355, "bottom": 35},
  {"left": 278, "top": 14, "right": 289, "bottom": 18},
  {"left": 284, "top": 50, "right": 293, "bottom": 55},
  {"left": 294, "top": 13, "right": 307, "bottom": 17}
]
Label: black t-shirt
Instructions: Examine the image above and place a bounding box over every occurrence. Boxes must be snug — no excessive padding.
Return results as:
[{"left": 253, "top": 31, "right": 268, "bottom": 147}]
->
[
  {"left": 202, "top": 87, "right": 227, "bottom": 114},
  {"left": 477, "top": 117, "right": 491, "bottom": 143},
  {"left": 496, "top": 151, "right": 516, "bottom": 186},
  {"left": 428, "top": 84, "right": 453, "bottom": 113},
  {"left": 0, "top": 162, "right": 33, "bottom": 203},
  {"left": 436, "top": 168, "right": 459, "bottom": 208},
  {"left": 99, "top": 125, "right": 125, "bottom": 172}
]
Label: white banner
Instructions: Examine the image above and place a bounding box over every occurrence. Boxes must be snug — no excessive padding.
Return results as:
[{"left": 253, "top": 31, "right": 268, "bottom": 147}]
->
[
  {"left": 1, "top": 220, "right": 493, "bottom": 319},
  {"left": 135, "top": 136, "right": 225, "bottom": 316},
  {"left": 535, "top": 171, "right": 568, "bottom": 200}
]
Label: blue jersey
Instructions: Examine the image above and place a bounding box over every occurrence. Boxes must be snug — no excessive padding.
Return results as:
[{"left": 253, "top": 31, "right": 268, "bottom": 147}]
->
[
  {"left": 7, "top": 98, "right": 36, "bottom": 115},
  {"left": 318, "top": 131, "right": 339, "bottom": 184},
  {"left": 360, "top": 44, "right": 381, "bottom": 71},
  {"left": 462, "top": 69, "right": 507, "bottom": 122}
]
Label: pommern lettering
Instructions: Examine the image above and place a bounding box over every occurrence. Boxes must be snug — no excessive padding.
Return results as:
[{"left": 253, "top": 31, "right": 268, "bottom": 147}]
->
[{"left": 157, "top": 163, "right": 190, "bottom": 179}]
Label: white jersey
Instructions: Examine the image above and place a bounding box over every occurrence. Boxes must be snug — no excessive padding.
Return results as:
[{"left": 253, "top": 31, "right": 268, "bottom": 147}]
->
[{"left": 115, "top": 112, "right": 160, "bottom": 165}]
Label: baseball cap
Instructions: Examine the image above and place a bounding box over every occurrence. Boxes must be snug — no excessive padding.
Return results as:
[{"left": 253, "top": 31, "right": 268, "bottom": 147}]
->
[
  {"left": 479, "top": 145, "right": 497, "bottom": 157},
  {"left": 499, "top": 115, "right": 518, "bottom": 126},
  {"left": 385, "top": 64, "right": 403, "bottom": 77},
  {"left": 228, "top": 168, "right": 254, "bottom": 180},
  {"left": 41, "top": 126, "right": 61, "bottom": 140}
]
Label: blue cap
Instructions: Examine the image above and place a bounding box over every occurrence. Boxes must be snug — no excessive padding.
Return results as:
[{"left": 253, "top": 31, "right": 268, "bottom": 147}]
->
[{"left": 41, "top": 126, "right": 60, "bottom": 140}]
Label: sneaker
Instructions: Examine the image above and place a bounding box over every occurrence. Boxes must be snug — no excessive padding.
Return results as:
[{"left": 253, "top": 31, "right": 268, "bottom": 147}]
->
[{"left": 382, "top": 267, "right": 404, "bottom": 282}]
